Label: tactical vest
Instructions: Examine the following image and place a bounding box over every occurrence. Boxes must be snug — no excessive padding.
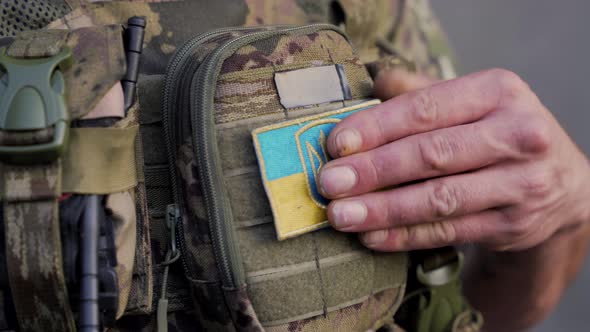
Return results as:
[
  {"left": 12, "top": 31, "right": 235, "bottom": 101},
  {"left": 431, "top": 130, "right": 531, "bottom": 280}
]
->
[{"left": 0, "top": 1, "right": 483, "bottom": 331}]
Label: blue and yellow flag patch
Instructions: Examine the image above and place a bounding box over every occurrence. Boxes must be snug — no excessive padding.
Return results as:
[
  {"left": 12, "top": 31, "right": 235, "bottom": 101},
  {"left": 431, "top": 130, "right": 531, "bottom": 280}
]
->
[{"left": 252, "top": 100, "right": 380, "bottom": 240}]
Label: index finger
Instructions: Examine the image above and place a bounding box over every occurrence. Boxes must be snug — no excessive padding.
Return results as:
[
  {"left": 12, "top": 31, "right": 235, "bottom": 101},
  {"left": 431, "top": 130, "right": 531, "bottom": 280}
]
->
[{"left": 327, "top": 68, "right": 525, "bottom": 157}]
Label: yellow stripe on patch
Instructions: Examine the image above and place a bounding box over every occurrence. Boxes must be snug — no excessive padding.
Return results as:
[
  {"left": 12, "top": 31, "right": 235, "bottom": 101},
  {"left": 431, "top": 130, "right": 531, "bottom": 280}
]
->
[
  {"left": 252, "top": 99, "right": 381, "bottom": 240},
  {"left": 267, "top": 173, "right": 328, "bottom": 240}
]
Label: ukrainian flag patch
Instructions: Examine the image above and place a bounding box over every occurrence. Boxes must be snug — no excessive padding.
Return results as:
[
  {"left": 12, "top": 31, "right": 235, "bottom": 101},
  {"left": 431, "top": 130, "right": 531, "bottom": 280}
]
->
[{"left": 252, "top": 100, "right": 380, "bottom": 240}]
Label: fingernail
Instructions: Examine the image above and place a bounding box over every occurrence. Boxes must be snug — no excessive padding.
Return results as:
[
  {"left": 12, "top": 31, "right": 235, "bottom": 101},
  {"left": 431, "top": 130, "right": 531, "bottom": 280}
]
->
[
  {"left": 319, "top": 166, "right": 357, "bottom": 196},
  {"left": 331, "top": 201, "right": 367, "bottom": 229},
  {"left": 362, "top": 230, "right": 389, "bottom": 247},
  {"left": 334, "top": 129, "right": 362, "bottom": 156}
]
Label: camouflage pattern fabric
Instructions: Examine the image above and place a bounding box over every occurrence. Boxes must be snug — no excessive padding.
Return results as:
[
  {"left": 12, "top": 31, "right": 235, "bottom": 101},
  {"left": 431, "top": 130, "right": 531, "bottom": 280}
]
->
[
  {"left": 107, "top": 191, "right": 138, "bottom": 319},
  {"left": 5, "top": 26, "right": 127, "bottom": 119},
  {"left": 1, "top": 30, "right": 67, "bottom": 332},
  {"left": 215, "top": 30, "right": 373, "bottom": 123},
  {"left": 168, "top": 25, "right": 407, "bottom": 331},
  {"left": 41, "top": 0, "right": 450, "bottom": 78},
  {"left": 73, "top": 1, "right": 454, "bottom": 331},
  {"left": 1, "top": 0, "right": 466, "bottom": 331},
  {"left": 1, "top": 160, "right": 75, "bottom": 332},
  {"left": 264, "top": 288, "right": 403, "bottom": 332},
  {"left": 0, "top": 24, "right": 126, "bottom": 332}
]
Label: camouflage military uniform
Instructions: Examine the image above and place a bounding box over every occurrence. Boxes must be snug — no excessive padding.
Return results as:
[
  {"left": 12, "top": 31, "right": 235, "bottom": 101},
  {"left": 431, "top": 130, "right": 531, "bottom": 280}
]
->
[
  {"left": 0, "top": 1, "right": 479, "bottom": 331},
  {"left": 0, "top": 0, "right": 452, "bottom": 76}
]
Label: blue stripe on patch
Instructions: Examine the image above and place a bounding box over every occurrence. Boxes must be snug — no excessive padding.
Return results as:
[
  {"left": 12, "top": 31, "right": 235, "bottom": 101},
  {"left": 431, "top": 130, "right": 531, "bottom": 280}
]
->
[
  {"left": 252, "top": 99, "right": 381, "bottom": 239},
  {"left": 256, "top": 109, "right": 365, "bottom": 181}
]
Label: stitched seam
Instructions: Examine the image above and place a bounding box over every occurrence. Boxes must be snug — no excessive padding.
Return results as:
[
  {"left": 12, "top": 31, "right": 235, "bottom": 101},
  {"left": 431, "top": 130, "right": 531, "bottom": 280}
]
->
[{"left": 312, "top": 232, "right": 328, "bottom": 317}]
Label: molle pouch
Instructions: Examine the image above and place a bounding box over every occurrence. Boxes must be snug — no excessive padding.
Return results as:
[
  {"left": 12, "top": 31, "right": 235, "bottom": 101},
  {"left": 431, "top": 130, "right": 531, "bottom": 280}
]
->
[{"left": 163, "top": 24, "right": 408, "bottom": 331}]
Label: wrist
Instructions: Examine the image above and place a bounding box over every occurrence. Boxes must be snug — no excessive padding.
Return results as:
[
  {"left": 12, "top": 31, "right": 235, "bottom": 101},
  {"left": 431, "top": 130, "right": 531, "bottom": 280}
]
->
[
  {"left": 567, "top": 151, "right": 590, "bottom": 230},
  {"left": 579, "top": 155, "right": 590, "bottom": 222}
]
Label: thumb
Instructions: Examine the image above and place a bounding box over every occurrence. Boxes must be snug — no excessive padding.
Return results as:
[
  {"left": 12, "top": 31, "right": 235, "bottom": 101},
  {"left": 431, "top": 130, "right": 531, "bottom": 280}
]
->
[{"left": 373, "top": 68, "right": 439, "bottom": 100}]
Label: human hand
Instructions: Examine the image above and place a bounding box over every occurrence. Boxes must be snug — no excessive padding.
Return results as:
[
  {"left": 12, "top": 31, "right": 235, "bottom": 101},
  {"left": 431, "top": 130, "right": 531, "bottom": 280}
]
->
[{"left": 319, "top": 68, "right": 590, "bottom": 251}]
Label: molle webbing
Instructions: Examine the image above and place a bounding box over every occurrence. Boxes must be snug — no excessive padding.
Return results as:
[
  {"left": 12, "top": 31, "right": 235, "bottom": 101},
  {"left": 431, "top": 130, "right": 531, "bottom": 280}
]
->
[{"left": 222, "top": 114, "right": 408, "bottom": 325}]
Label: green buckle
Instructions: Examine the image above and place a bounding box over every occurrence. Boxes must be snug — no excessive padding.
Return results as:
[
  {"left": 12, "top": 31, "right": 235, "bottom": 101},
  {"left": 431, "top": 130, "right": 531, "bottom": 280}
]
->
[
  {"left": 413, "top": 253, "right": 466, "bottom": 332},
  {"left": 0, "top": 47, "right": 72, "bottom": 164}
]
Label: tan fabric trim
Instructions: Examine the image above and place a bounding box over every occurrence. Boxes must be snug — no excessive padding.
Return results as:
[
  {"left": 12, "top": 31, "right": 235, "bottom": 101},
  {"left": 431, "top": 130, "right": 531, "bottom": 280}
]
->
[
  {"left": 107, "top": 191, "right": 137, "bottom": 319},
  {"left": 62, "top": 125, "right": 138, "bottom": 194}
]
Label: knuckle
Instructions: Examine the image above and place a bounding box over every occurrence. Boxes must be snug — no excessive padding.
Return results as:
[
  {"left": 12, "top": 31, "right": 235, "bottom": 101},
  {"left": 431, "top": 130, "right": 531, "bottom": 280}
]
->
[
  {"left": 511, "top": 117, "right": 552, "bottom": 154},
  {"left": 488, "top": 68, "right": 533, "bottom": 104},
  {"left": 507, "top": 217, "right": 537, "bottom": 244},
  {"left": 410, "top": 89, "right": 440, "bottom": 126},
  {"left": 404, "top": 222, "right": 457, "bottom": 248},
  {"left": 390, "top": 226, "right": 410, "bottom": 250},
  {"left": 497, "top": 208, "right": 536, "bottom": 242},
  {"left": 429, "top": 222, "right": 457, "bottom": 245},
  {"left": 519, "top": 166, "right": 553, "bottom": 197},
  {"left": 418, "top": 134, "right": 459, "bottom": 172},
  {"left": 490, "top": 68, "right": 527, "bottom": 91},
  {"left": 428, "top": 180, "right": 460, "bottom": 218}
]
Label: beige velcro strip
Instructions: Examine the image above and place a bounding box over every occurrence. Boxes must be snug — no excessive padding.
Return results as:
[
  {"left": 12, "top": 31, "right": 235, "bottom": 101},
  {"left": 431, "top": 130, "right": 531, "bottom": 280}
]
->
[
  {"left": 274, "top": 65, "right": 347, "bottom": 109},
  {"left": 63, "top": 125, "right": 139, "bottom": 194}
]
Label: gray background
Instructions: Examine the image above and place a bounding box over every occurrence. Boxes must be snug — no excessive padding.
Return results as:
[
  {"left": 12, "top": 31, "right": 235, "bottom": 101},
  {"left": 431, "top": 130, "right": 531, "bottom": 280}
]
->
[{"left": 431, "top": 1, "right": 590, "bottom": 331}]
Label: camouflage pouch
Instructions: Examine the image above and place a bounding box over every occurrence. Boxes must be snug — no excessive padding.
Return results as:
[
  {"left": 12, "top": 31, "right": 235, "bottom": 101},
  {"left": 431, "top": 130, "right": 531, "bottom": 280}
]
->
[{"left": 161, "top": 24, "right": 408, "bottom": 331}]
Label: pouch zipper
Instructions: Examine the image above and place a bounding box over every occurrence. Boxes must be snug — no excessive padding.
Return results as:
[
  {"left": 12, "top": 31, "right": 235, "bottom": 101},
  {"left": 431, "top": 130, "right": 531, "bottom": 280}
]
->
[
  {"left": 164, "top": 24, "right": 350, "bottom": 289},
  {"left": 163, "top": 26, "right": 273, "bottom": 277},
  {"left": 190, "top": 24, "right": 348, "bottom": 289}
]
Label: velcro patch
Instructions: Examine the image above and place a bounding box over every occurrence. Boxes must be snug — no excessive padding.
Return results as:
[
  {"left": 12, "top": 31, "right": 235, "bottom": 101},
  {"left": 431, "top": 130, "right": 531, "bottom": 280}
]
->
[
  {"left": 274, "top": 64, "right": 352, "bottom": 108},
  {"left": 252, "top": 100, "right": 380, "bottom": 240}
]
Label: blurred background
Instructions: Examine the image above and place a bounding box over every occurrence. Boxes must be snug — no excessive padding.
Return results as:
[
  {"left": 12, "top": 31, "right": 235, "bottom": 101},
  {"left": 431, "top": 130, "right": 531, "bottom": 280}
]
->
[{"left": 431, "top": 1, "right": 590, "bottom": 331}]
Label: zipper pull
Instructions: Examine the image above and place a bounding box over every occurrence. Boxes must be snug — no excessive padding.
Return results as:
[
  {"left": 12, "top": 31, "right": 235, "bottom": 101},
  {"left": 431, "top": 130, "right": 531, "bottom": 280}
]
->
[
  {"left": 158, "top": 204, "right": 182, "bottom": 332},
  {"left": 166, "top": 204, "right": 181, "bottom": 258}
]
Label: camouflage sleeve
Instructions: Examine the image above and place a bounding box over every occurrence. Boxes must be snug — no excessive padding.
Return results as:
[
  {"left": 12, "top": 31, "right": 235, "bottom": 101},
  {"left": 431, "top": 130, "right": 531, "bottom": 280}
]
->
[
  {"left": 325, "top": 0, "right": 456, "bottom": 80},
  {"left": 389, "top": 0, "right": 457, "bottom": 79}
]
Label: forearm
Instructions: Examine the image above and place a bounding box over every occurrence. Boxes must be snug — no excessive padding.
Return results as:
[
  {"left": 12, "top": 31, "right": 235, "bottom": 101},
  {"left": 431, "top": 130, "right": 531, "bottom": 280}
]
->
[{"left": 463, "top": 222, "right": 590, "bottom": 332}]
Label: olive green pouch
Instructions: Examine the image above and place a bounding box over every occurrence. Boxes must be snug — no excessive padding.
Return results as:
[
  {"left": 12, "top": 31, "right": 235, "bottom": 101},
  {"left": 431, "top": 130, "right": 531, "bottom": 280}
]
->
[{"left": 161, "top": 24, "right": 409, "bottom": 331}]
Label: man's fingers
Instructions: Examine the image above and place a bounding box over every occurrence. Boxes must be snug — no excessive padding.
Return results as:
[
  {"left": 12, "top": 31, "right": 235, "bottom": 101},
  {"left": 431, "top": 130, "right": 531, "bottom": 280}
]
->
[
  {"left": 358, "top": 210, "right": 506, "bottom": 251},
  {"left": 320, "top": 117, "right": 521, "bottom": 198},
  {"left": 373, "top": 68, "right": 439, "bottom": 100},
  {"left": 327, "top": 166, "right": 519, "bottom": 232},
  {"left": 327, "top": 69, "right": 527, "bottom": 157}
]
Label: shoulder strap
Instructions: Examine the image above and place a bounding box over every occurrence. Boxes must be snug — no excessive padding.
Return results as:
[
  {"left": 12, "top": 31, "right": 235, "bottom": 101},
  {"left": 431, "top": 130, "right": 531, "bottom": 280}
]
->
[
  {"left": 0, "top": 25, "right": 127, "bottom": 331},
  {"left": 0, "top": 30, "right": 76, "bottom": 331}
]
